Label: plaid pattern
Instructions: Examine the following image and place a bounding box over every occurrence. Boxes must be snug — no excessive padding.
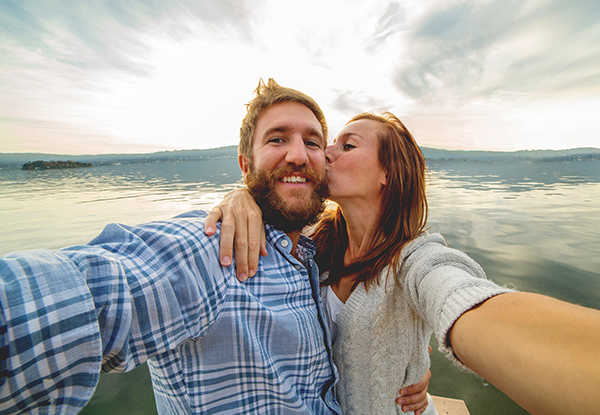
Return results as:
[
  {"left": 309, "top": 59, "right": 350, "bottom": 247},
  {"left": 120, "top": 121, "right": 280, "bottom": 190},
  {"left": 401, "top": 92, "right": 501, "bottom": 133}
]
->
[{"left": 0, "top": 210, "right": 340, "bottom": 414}]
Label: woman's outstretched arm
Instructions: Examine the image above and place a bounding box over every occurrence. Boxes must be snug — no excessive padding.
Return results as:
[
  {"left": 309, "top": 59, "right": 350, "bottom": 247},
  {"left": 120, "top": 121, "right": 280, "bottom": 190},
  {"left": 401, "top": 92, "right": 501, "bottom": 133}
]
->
[{"left": 450, "top": 291, "right": 600, "bottom": 415}]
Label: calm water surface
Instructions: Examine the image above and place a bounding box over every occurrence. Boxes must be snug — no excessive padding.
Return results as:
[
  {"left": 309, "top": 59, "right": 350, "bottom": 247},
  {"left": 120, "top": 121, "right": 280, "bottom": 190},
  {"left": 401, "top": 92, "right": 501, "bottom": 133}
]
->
[{"left": 1, "top": 158, "right": 599, "bottom": 415}]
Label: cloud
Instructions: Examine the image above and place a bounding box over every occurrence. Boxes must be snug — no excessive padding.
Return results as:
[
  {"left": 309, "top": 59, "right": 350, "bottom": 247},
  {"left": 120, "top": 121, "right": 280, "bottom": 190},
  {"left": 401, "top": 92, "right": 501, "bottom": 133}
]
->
[
  {"left": 1, "top": 0, "right": 598, "bottom": 153},
  {"left": 0, "top": 0, "right": 254, "bottom": 76},
  {"left": 330, "top": 88, "right": 394, "bottom": 115},
  {"left": 393, "top": 0, "right": 600, "bottom": 105},
  {"left": 0, "top": 0, "right": 264, "bottom": 154},
  {"left": 366, "top": 2, "right": 408, "bottom": 52}
]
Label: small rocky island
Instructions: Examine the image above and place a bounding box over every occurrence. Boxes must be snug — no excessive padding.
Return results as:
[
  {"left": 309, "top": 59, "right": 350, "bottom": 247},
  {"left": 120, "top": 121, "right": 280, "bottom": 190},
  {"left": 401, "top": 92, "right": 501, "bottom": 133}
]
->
[{"left": 21, "top": 160, "right": 93, "bottom": 170}]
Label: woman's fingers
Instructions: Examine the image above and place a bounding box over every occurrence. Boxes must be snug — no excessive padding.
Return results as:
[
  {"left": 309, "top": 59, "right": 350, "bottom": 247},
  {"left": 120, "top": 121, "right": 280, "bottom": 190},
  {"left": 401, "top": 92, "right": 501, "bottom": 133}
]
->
[
  {"left": 245, "top": 208, "right": 266, "bottom": 278},
  {"left": 204, "top": 207, "right": 223, "bottom": 236},
  {"left": 204, "top": 189, "right": 265, "bottom": 281}
]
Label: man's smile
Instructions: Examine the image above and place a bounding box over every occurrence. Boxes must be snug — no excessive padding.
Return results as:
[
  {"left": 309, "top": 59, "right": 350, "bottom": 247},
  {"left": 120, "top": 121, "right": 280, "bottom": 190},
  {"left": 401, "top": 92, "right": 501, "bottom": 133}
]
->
[{"left": 281, "top": 175, "right": 308, "bottom": 184}]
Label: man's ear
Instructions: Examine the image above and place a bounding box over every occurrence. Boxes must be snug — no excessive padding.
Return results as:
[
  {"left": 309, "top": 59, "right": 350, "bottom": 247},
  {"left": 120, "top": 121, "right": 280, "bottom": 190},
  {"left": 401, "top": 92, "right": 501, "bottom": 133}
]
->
[{"left": 239, "top": 154, "right": 250, "bottom": 177}]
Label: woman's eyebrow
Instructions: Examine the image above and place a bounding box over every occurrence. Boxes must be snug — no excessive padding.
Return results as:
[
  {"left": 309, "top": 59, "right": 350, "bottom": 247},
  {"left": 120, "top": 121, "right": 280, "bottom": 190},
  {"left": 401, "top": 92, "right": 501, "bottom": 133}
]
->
[{"left": 337, "top": 132, "right": 363, "bottom": 141}]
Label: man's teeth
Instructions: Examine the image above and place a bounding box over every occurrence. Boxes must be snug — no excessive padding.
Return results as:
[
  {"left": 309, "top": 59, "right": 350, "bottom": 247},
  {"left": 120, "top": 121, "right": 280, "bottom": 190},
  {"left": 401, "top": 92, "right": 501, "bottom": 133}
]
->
[{"left": 282, "top": 176, "right": 307, "bottom": 183}]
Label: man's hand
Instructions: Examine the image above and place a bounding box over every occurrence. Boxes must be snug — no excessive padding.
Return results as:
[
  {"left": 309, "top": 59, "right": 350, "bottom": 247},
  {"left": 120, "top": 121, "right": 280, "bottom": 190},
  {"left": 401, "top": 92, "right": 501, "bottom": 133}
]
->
[
  {"left": 396, "top": 369, "right": 431, "bottom": 414},
  {"left": 396, "top": 345, "right": 432, "bottom": 414},
  {"left": 204, "top": 188, "right": 267, "bottom": 281}
]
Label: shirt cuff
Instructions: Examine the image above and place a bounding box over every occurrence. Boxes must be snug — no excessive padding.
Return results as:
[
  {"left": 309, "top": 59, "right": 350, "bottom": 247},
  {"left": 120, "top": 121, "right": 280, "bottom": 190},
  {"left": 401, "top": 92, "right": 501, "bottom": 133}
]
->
[{"left": 0, "top": 250, "right": 102, "bottom": 413}]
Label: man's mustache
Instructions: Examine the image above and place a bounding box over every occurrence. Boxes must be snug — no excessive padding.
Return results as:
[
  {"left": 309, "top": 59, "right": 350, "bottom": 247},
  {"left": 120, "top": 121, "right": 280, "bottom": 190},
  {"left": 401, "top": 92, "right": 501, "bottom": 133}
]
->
[{"left": 270, "top": 164, "right": 325, "bottom": 184}]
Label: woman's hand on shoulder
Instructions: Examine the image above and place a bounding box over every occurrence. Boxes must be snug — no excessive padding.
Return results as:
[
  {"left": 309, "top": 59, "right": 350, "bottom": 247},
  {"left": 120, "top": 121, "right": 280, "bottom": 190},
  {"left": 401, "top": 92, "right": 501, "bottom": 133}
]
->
[{"left": 204, "top": 188, "right": 267, "bottom": 281}]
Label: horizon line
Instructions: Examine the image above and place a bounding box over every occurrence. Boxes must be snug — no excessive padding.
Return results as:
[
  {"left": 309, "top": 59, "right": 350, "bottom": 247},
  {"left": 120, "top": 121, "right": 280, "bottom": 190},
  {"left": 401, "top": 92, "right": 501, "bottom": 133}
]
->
[{"left": 2, "top": 145, "right": 600, "bottom": 157}]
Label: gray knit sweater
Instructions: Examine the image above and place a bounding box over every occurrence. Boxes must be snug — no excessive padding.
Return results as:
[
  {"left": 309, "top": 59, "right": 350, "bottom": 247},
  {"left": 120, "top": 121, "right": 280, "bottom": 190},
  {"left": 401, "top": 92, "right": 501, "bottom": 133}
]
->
[{"left": 327, "top": 232, "right": 513, "bottom": 415}]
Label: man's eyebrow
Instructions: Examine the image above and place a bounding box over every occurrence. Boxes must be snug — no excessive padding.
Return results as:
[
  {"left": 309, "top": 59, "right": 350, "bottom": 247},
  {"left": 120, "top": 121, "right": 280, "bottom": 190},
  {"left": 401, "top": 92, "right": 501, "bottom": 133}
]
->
[
  {"left": 262, "top": 125, "right": 324, "bottom": 142},
  {"left": 305, "top": 127, "right": 324, "bottom": 140},
  {"left": 262, "top": 126, "right": 292, "bottom": 137},
  {"left": 304, "top": 127, "right": 325, "bottom": 147}
]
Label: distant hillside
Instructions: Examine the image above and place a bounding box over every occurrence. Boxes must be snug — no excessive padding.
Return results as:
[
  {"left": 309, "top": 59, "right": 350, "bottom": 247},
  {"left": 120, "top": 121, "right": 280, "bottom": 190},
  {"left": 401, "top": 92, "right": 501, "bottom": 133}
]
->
[
  {"left": 420, "top": 147, "right": 600, "bottom": 162},
  {"left": 0, "top": 146, "right": 238, "bottom": 170},
  {"left": 1, "top": 145, "right": 599, "bottom": 170}
]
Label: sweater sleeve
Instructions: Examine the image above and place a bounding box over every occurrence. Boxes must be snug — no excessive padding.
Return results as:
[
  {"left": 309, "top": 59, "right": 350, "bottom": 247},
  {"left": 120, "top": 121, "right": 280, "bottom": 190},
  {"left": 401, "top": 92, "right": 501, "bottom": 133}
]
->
[{"left": 400, "top": 233, "right": 514, "bottom": 370}]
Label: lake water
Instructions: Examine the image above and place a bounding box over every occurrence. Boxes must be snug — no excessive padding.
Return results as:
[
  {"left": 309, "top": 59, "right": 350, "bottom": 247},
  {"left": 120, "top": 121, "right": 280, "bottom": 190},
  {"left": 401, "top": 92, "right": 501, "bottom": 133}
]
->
[{"left": 1, "top": 157, "right": 599, "bottom": 415}]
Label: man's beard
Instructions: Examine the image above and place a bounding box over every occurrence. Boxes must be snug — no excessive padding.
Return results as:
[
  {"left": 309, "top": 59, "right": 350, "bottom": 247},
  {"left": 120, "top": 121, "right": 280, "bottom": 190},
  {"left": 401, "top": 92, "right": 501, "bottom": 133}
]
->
[{"left": 245, "top": 164, "right": 329, "bottom": 233}]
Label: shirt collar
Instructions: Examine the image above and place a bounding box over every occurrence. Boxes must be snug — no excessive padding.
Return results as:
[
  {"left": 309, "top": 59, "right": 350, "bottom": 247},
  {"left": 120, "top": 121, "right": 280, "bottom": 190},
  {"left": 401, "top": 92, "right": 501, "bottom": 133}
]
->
[{"left": 264, "top": 224, "right": 317, "bottom": 262}]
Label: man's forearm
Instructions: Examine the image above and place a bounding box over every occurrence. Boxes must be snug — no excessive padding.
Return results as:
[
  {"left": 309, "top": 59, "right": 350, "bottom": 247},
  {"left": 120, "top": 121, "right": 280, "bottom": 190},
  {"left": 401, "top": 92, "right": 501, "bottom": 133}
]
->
[
  {"left": 0, "top": 250, "right": 103, "bottom": 413},
  {"left": 450, "top": 292, "right": 600, "bottom": 415}
]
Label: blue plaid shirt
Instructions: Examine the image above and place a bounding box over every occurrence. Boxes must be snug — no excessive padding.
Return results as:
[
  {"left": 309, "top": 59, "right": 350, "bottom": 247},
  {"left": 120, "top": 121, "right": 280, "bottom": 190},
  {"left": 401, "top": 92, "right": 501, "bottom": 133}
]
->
[{"left": 0, "top": 210, "right": 341, "bottom": 414}]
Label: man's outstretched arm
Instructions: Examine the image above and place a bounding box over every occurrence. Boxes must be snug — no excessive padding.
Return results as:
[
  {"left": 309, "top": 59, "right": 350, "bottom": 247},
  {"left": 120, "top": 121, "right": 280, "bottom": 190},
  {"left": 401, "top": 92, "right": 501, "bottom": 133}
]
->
[
  {"left": 1, "top": 215, "right": 225, "bottom": 414},
  {"left": 0, "top": 250, "right": 103, "bottom": 413}
]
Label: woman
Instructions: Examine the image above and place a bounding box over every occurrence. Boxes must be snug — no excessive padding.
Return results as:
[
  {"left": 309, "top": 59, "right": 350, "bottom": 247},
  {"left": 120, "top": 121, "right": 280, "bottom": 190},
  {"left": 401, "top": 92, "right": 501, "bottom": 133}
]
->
[{"left": 207, "top": 112, "right": 600, "bottom": 415}]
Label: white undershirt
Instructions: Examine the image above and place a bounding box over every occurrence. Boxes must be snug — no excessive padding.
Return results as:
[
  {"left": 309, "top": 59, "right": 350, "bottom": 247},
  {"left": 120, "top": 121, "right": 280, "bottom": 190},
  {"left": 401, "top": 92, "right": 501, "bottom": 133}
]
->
[{"left": 321, "top": 285, "right": 344, "bottom": 342}]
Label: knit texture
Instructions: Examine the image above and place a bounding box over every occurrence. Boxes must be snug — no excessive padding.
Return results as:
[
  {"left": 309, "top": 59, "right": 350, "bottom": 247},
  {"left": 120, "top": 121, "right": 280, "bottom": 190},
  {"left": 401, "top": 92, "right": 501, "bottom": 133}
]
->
[{"left": 332, "top": 232, "right": 513, "bottom": 414}]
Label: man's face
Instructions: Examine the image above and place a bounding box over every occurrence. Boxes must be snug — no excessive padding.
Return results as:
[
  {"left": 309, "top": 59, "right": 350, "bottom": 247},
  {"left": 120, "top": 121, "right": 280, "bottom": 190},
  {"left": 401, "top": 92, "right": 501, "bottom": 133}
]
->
[{"left": 239, "top": 101, "right": 328, "bottom": 232}]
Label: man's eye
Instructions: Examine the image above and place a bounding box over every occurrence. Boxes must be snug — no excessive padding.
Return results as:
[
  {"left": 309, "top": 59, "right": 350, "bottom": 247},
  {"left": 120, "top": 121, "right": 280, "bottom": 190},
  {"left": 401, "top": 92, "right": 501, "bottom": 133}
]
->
[
  {"left": 306, "top": 140, "right": 321, "bottom": 148},
  {"left": 268, "top": 137, "right": 284, "bottom": 143}
]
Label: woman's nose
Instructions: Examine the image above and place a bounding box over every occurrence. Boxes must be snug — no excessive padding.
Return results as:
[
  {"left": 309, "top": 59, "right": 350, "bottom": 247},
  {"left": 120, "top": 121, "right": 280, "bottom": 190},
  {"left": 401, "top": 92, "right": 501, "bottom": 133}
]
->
[{"left": 324, "top": 147, "right": 334, "bottom": 163}]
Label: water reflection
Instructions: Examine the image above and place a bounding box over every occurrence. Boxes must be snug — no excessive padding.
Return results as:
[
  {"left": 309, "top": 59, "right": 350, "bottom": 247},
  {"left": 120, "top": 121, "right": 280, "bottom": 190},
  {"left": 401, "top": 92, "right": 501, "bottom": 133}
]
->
[
  {"left": 427, "top": 159, "right": 600, "bottom": 192},
  {"left": 0, "top": 159, "right": 244, "bottom": 254},
  {"left": 1, "top": 158, "right": 599, "bottom": 415},
  {"left": 427, "top": 160, "right": 600, "bottom": 309}
]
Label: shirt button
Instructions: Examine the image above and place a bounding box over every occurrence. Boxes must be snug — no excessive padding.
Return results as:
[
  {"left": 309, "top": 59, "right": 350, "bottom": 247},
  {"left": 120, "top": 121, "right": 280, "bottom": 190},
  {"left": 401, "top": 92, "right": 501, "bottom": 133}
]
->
[
  {"left": 294, "top": 264, "right": 301, "bottom": 270},
  {"left": 281, "top": 239, "right": 289, "bottom": 247}
]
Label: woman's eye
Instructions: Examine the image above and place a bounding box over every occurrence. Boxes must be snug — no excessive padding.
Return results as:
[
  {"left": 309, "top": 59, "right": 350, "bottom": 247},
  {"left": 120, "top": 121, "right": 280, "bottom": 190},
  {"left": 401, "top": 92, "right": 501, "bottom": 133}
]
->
[{"left": 343, "top": 144, "right": 355, "bottom": 150}]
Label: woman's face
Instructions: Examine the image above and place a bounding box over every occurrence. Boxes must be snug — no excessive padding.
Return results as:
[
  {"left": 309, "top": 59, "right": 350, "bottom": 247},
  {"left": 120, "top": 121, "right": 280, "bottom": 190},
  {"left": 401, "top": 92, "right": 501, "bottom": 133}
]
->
[{"left": 325, "top": 119, "right": 387, "bottom": 203}]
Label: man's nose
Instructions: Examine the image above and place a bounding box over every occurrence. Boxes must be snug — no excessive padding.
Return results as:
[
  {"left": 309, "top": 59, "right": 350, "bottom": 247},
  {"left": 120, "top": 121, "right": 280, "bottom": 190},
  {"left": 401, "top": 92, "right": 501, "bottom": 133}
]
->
[{"left": 285, "top": 138, "right": 309, "bottom": 165}]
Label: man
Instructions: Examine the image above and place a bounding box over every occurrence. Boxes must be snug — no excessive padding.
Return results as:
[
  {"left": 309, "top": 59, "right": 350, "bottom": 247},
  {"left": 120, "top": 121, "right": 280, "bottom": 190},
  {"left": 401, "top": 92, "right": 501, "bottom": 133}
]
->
[{"left": 0, "top": 79, "right": 341, "bottom": 414}]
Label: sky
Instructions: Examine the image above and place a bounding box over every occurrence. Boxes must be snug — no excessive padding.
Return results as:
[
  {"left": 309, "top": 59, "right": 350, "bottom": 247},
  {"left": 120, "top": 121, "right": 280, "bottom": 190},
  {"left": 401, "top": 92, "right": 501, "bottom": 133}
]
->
[{"left": 1, "top": 0, "right": 599, "bottom": 154}]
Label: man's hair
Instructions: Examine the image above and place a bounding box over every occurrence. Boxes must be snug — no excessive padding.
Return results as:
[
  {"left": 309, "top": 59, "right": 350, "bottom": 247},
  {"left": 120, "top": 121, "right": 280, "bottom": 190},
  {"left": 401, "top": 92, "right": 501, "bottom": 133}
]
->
[
  {"left": 239, "top": 78, "right": 328, "bottom": 162},
  {"left": 309, "top": 112, "right": 428, "bottom": 290}
]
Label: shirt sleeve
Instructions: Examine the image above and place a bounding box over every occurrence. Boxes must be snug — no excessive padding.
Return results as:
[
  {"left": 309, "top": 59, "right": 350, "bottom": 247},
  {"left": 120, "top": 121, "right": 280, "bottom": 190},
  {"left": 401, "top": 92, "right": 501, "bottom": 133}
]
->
[
  {"left": 0, "top": 250, "right": 102, "bottom": 413},
  {"left": 0, "top": 213, "right": 231, "bottom": 413},
  {"left": 400, "top": 233, "right": 514, "bottom": 370},
  {"left": 78, "top": 217, "right": 230, "bottom": 371}
]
